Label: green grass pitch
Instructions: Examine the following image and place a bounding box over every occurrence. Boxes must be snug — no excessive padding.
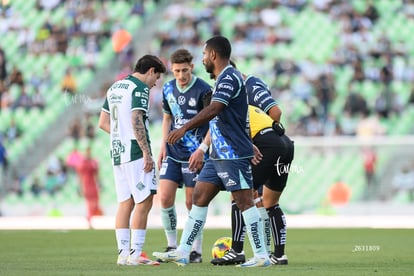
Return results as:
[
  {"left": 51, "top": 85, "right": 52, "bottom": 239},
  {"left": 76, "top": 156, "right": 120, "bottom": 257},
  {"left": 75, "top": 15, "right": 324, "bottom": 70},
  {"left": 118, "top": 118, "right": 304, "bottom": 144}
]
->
[{"left": 0, "top": 228, "right": 413, "bottom": 275}]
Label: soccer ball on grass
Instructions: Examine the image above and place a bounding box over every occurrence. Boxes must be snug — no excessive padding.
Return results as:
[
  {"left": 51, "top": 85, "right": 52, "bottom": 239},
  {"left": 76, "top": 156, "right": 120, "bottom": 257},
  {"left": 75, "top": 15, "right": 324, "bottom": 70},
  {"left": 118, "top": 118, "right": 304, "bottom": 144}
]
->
[{"left": 211, "top": 237, "right": 232, "bottom": 258}]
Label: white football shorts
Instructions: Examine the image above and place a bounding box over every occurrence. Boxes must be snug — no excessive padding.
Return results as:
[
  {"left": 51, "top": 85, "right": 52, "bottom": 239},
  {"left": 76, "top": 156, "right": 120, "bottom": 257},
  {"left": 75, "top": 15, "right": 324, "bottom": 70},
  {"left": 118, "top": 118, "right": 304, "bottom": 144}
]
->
[{"left": 113, "top": 158, "right": 157, "bottom": 203}]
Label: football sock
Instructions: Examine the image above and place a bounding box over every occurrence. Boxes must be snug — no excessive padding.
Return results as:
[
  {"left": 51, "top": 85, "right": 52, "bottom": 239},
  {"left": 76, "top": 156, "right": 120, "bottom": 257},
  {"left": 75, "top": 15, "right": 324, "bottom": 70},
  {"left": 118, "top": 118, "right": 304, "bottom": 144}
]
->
[
  {"left": 116, "top": 228, "right": 130, "bottom": 257},
  {"left": 192, "top": 233, "right": 203, "bottom": 254},
  {"left": 160, "top": 206, "right": 177, "bottom": 248},
  {"left": 192, "top": 226, "right": 203, "bottom": 254},
  {"left": 189, "top": 207, "right": 203, "bottom": 254},
  {"left": 242, "top": 206, "right": 268, "bottom": 258},
  {"left": 231, "top": 200, "right": 246, "bottom": 253},
  {"left": 178, "top": 205, "right": 208, "bottom": 256},
  {"left": 258, "top": 207, "right": 272, "bottom": 255},
  {"left": 267, "top": 204, "right": 286, "bottom": 257},
  {"left": 130, "top": 229, "right": 146, "bottom": 258}
]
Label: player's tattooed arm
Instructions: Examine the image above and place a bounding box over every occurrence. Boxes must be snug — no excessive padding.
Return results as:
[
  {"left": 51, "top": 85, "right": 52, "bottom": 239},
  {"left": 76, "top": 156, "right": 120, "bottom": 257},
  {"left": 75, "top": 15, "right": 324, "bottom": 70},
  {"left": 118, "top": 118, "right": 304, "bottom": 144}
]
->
[
  {"left": 132, "top": 109, "right": 154, "bottom": 173},
  {"left": 132, "top": 110, "right": 151, "bottom": 156}
]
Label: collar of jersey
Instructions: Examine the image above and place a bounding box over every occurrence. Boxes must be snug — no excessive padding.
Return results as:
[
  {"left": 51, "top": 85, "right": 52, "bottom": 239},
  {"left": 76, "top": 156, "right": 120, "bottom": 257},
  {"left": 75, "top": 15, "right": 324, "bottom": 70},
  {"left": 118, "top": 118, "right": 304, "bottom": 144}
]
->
[{"left": 177, "top": 75, "right": 197, "bottom": 94}]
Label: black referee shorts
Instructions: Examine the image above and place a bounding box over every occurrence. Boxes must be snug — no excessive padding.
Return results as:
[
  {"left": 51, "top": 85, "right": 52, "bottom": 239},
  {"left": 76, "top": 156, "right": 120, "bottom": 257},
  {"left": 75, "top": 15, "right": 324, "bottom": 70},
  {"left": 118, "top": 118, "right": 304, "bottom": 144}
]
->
[{"left": 252, "top": 128, "right": 294, "bottom": 193}]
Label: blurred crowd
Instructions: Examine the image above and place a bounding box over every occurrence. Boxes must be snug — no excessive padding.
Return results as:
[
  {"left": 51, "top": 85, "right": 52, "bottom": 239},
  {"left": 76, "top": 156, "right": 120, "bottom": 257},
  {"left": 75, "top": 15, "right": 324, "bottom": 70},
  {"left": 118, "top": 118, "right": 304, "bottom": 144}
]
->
[
  {"left": 0, "top": 0, "right": 155, "bottom": 145},
  {"left": 0, "top": 0, "right": 157, "bottom": 198},
  {"left": 2, "top": 0, "right": 414, "bottom": 203},
  {"left": 151, "top": 0, "right": 414, "bottom": 137}
]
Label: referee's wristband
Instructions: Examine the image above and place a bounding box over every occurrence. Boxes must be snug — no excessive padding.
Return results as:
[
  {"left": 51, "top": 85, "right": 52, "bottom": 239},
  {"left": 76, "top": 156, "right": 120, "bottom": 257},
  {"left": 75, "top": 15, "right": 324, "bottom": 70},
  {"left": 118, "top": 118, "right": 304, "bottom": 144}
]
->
[{"left": 198, "top": 143, "right": 209, "bottom": 153}]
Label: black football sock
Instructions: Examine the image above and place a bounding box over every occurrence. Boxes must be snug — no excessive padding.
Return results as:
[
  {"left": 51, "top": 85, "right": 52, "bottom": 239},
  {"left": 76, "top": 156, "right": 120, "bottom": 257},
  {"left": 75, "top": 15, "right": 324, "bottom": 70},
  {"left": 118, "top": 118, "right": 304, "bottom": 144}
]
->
[
  {"left": 231, "top": 200, "right": 245, "bottom": 253},
  {"left": 267, "top": 204, "right": 286, "bottom": 257}
]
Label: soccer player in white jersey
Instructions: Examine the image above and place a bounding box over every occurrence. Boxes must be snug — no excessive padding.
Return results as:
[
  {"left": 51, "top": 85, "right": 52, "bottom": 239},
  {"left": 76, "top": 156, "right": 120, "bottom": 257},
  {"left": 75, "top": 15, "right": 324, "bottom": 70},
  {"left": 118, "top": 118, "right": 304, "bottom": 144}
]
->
[
  {"left": 157, "top": 49, "right": 211, "bottom": 263},
  {"left": 98, "top": 55, "right": 166, "bottom": 266}
]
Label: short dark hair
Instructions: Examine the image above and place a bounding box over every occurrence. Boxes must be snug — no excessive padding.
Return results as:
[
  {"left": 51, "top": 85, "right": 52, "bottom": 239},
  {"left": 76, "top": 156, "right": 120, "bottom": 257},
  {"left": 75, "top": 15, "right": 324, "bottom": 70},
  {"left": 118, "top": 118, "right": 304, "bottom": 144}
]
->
[
  {"left": 205, "top": 36, "right": 231, "bottom": 59},
  {"left": 134, "top": 55, "right": 166, "bottom": 74},
  {"left": 170, "top": 49, "right": 193, "bottom": 64}
]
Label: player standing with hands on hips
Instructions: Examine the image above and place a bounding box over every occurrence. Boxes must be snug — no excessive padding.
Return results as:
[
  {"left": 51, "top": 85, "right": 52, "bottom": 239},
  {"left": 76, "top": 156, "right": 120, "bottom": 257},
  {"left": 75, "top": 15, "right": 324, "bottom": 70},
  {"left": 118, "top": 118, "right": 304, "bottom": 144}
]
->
[
  {"left": 157, "top": 48, "right": 211, "bottom": 263},
  {"left": 98, "top": 55, "right": 166, "bottom": 266},
  {"left": 153, "top": 35, "right": 271, "bottom": 267}
]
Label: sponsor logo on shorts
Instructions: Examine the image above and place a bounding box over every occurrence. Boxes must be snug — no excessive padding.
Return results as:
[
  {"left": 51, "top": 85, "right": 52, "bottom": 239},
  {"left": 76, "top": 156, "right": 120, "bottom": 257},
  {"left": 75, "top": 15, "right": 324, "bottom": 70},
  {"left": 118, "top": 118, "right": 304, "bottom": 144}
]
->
[
  {"left": 218, "top": 172, "right": 228, "bottom": 178},
  {"left": 182, "top": 167, "right": 191, "bottom": 174}
]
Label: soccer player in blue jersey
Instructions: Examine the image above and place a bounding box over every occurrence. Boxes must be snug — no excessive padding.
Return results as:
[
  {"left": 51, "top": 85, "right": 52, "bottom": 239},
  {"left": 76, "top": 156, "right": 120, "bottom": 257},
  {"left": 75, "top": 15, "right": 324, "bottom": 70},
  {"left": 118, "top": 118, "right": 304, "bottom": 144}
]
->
[
  {"left": 153, "top": 36, "right": 271, "bottom": 267},
  {"left": 211, "top": 65, "right": 291, "bottom": 265},
  {"left": 156, "top": 48, "right": 211, "bottom": 263}
]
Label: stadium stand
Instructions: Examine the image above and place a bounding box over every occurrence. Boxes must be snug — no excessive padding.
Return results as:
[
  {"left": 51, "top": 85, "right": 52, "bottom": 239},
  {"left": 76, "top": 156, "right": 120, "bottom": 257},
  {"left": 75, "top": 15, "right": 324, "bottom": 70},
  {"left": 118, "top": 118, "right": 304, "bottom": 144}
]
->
[{"left": 1, "top": 0, "right": 414, "bottom": 217}]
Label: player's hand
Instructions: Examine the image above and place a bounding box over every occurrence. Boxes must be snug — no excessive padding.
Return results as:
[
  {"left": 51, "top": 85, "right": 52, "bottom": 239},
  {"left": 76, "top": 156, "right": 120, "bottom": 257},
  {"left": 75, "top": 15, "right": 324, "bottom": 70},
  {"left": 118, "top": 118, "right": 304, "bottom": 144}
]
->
[
  {"left": 251, "top": 144, "right": 263, "bottom": 165},
  {"left": 157, "top": 146, "right": 167, "bottom": 170},
  {"left": 167, "top": 128, "right": 186, "bottom": 145},
  {"left": 143, "top": 154, "right": 154, "bottom": 173},
  {"left": 189, "top": 149, "right": 204, "bottom": 172}
]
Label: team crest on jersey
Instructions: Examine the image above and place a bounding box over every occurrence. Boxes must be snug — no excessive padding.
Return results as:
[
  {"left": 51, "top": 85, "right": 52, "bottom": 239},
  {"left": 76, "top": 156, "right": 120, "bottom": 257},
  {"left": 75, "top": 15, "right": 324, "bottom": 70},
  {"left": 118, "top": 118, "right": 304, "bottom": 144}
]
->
[
  {"left": 188, "top": 97, "right": 196, "bottom": 107},
  {"left": 178, "top": 95, "right": 186, "bottom": 105}
]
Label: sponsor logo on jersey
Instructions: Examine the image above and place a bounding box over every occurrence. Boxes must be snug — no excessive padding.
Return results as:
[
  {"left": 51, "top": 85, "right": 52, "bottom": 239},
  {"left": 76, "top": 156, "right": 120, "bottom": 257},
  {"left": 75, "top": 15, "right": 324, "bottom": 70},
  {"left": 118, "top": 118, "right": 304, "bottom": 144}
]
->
[
  {"left": 109, "top": 94, "right": 123, "bottom": 102},
  {"left": 253, "top": 90, "right": 268, "bottom": 102},
  {"left": 218, "top": 83, "right": 234, "bottom": 91},
  {"left": 187, "top": 109, "right": 197, "bottom": 114},
  {"left": 112, "top": 82, "right": 129, "bottom": 90},
  {"left": 216, "top": 91, "right": 231, "bottom": 98},
  {"left": 178, "top": 95, "right": 186, "bottom": 105},
  {"left": 174, "top": 116, "right": 190, "bottom": 128},
  {"left": 141, "top": 99, "right": 147, "bottom": 105}
]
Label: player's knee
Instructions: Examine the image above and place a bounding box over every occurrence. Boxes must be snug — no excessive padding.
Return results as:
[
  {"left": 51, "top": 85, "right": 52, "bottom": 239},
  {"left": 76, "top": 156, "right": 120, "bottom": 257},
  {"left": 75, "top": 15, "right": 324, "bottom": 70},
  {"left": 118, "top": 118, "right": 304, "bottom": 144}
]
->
[
  {"left": 185, "top": 200, "right": 192, "bottom": 210},
  {"left": 159, "top": 193, "right": 174, "bottom": 207}
]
